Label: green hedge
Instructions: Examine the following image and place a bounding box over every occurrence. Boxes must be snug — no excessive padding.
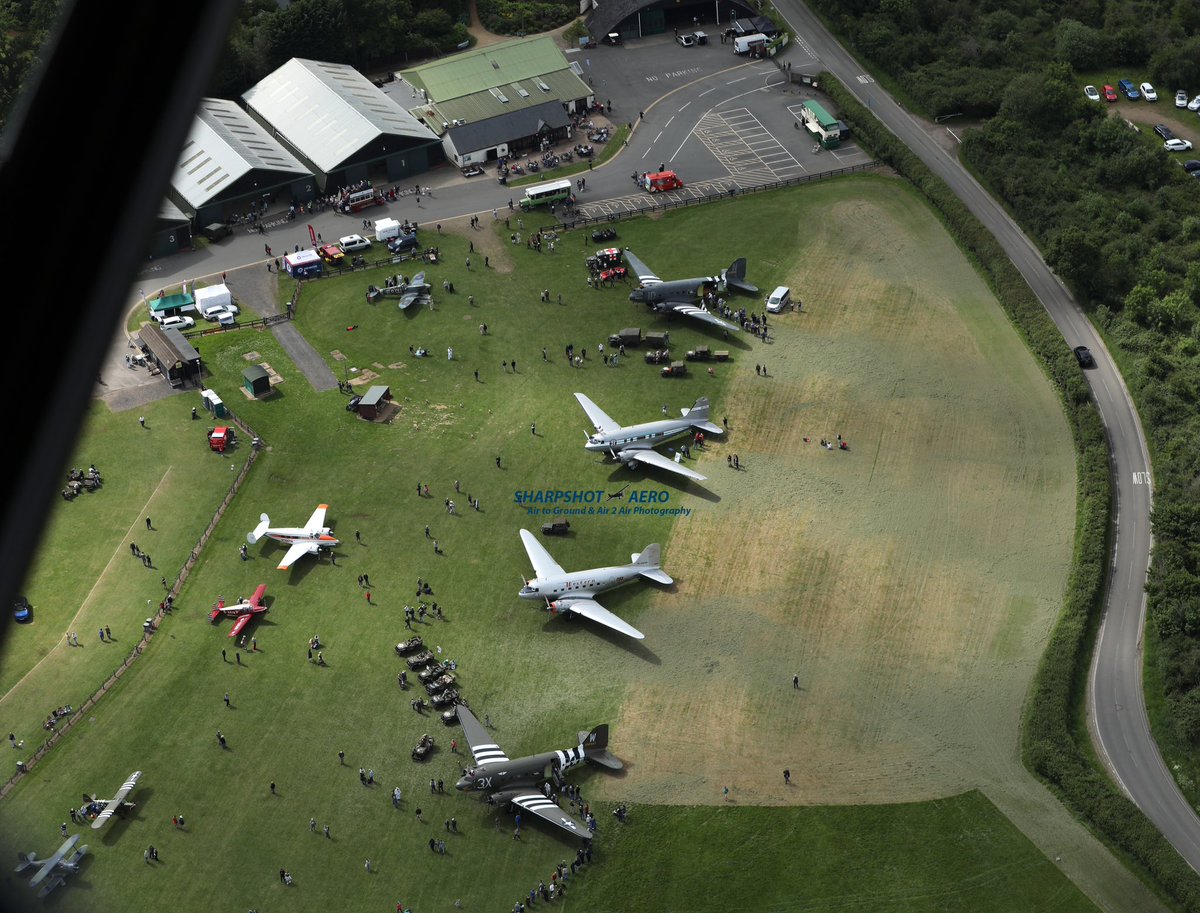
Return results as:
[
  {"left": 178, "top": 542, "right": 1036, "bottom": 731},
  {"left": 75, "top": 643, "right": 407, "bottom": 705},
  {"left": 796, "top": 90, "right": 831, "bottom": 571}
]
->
[{"left": 822, "top": 73, "right": 1200, "bottom": 911}]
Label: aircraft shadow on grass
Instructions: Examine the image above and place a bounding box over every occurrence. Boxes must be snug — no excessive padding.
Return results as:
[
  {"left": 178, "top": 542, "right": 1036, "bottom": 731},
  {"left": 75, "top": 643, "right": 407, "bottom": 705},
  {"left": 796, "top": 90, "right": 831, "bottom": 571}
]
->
[{"left": 598, "top": 464, "right": 721, "bottom": 504}]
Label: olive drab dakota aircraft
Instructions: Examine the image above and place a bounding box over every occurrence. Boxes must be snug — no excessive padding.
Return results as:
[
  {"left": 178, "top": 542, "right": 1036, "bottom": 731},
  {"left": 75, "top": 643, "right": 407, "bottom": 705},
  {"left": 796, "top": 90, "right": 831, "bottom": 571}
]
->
[
  {"left": 622, "top": 249, "right": 758, "bottom": 333},
  {"left": 247, "top": 504, "right": 339, "bottom": 570},
  {"left": 517, "top": 529, "right": 672, "bottom": 640},
  {"left": 574, "top": 392, "right": 724, "bottom": 482},
  {"left": 454, "top": 705, "right": 621, "bottom": 839}
]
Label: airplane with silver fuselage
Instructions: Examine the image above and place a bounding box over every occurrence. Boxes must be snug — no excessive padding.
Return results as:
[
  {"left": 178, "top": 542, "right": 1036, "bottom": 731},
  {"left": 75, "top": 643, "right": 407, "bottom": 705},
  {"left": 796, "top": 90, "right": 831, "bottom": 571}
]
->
[
  {"left": 518, "top": 529, "right": 671, "bottom": 640},
  {"left": 623, "top": 249, "right": 758, "bottom": 333},
  {"left": 247, "top": 504, "right": 339, "bottom": 570},
  {"left": 454, "top": 704, "right": 621, "bottom": 840},
  {"left": 575, "top": 392, "right": 723, "bottom": 482},
  {"left": 16, "top": 833, "right": 89, "bottom": 897}
]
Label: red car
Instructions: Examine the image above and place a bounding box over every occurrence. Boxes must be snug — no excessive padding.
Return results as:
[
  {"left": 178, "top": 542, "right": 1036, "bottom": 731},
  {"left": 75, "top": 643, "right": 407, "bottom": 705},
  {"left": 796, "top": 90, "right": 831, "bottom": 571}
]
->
[{"left": 1103, "top": 84, "right": 1118, "bottom": 102}]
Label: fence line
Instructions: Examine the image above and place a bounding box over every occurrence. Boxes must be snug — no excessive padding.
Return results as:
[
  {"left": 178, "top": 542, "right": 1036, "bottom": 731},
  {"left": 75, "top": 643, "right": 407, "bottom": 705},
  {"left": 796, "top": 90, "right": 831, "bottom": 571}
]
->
[
  {"left": 559, "top": 161, "right": 877, "bottom": 230},
  {"left": 0, "top": 410, "right": 264, "bottom": 801}
]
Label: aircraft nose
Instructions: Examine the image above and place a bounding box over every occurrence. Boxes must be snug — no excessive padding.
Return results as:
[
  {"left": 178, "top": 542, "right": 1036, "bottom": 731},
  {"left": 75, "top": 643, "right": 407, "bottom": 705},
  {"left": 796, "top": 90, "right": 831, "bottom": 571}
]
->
[{"left": 455, "top": 776, "right": 470, "bottom": 791}]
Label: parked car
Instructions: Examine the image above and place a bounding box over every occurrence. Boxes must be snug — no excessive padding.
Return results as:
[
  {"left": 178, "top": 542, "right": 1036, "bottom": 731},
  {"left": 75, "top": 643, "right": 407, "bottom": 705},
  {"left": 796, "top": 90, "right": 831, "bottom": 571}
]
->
[
  {"left": 1103, "top": 85, "right": 1118, "bottom": 102},
  {"left": 676, "top": 33, "right": 695, "bottom": 46},
  {"left": 13, "top": 596, "right": 31, "bottom": 623},
  {"left": 338, "top": 234, "right": 372, "bottom": 252},
  {"left": 1190, "top": 95, "right": 1200, "bottom": 112},
  {"left": 765, "top": 285, "right": 792, "bottom": 313},
  {"left": 201, "top": 302, "right": 239, "bottom": 320},
  {"left": 1177, "top": 90, "right": 1190, "bottom": 108},
  {"left": 387, "top": 234, "right": 418, "bottom": 254},
  {"left": 1165, "top": 138, "right": 1194, "bottom": 152},
  {"left": 1154, "top": 124, "right": 1176, "bottom": 140},
  {"left": 1084, "top": 85, "right": 1100, "bottom": 102},
  {"left": 1141, "top": 82, "right": 1158, "bottom": 101},
  {"left": 159, "top": 315, "right": 195, "bottom": 331},
  {"left": 1183, "top": 160, "right": 1200, "bottom": 173},
  {"left": 1073, "top": 346, "right": 1095, "bottom": 368},
  {"left": 1118, "top": 79, "right": 1140, "bottom": 100},
  {"left": 207, "top": 308, "right": 237, "bottom": 326}
]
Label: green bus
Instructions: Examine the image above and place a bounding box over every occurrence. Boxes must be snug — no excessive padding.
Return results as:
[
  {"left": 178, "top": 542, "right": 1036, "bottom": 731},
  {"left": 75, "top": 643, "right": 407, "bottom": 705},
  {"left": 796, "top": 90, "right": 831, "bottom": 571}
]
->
[{"left": 519, "top": 178, "right": 572, "bottom": 211}]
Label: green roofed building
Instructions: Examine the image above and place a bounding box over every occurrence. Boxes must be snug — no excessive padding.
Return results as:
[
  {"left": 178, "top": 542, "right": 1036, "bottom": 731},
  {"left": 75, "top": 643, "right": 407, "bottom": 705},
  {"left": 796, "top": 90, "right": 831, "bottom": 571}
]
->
[
  {"left": 399, "top": 36, "right": 594, "bottom": 168},
  {"left": 148, "top": 292, "right": 195, "bottom": 319}
]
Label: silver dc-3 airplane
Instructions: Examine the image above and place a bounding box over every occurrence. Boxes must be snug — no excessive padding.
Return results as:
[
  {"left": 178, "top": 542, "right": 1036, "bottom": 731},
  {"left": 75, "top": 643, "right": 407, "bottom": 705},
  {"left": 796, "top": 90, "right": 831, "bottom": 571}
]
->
[
  {"left": 623, "top": 249, "right": 758, "bottom": 333},
  {"left": 575, "top": 392, "right": 723, "bottom": 482},
  {"left": 518, "top": 529, "right": 672, "bottom": 640},
  {"left": 455, "top": 704, "right": 621, "bottom": 840},
  {"left": 247, "top": 504, "right": 339, "bottom": 570}
]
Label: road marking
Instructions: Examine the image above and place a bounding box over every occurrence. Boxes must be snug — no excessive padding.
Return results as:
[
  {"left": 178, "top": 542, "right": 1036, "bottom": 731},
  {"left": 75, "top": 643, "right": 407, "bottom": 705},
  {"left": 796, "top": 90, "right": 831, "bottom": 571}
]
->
[
  {"left": 678, "top": 102, "right": 690, "bottom": 111},
  {"left": 1133, "top": 471, "right": 1151, "bottom": 485},
  {"left": 664, "top": 116, "right": 674, "bottom": 128},
  {"left": 856, "top": 74, "right": 875, "bottom": 84},
  {"left": 726, "top": 76, "right": 749, "bottom": 84},
  {"left": 699, "top": 86, "right": 718, "bottom": 97}
]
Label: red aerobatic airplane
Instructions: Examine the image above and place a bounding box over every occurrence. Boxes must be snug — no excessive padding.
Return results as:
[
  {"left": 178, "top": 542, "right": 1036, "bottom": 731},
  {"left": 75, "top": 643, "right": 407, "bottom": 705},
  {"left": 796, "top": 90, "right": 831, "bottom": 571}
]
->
[{"left": 209, "top": 584, "right": 269, "bottom": 637}]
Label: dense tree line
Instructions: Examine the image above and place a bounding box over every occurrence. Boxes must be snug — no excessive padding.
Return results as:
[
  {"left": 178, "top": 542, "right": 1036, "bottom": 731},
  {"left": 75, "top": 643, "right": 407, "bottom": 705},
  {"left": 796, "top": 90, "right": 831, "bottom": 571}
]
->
[
  {"left": 477, "top": 0, "right": 579, "bottom": 36},
  {"left": 0, "top": 0, "right": 470, "bottom": 131}
]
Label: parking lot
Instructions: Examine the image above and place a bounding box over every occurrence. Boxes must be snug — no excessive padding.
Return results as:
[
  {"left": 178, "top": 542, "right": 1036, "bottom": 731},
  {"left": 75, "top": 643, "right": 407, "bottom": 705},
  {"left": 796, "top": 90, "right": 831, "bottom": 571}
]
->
[{"left": 573, "top": 34, "right": 869, "bottom": 189}]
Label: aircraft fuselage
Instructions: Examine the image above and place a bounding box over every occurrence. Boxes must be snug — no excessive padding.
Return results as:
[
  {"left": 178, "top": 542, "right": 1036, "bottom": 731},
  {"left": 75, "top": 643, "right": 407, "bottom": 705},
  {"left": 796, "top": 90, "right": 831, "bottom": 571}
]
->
[
  {"left": 585, "top": 416, "right": 695, "bottom": 453},
  {"left": 267, "top": 529, "right": 338, "bottom": 548},
  {"left": 519, "top": 565, "right": 640, "bottom": 601},
  {"left": 456, "top": 745, "right": 589, "bottom": 794},
  {"left": 629, "top": 277, "right": 714, "bottom": 307}
]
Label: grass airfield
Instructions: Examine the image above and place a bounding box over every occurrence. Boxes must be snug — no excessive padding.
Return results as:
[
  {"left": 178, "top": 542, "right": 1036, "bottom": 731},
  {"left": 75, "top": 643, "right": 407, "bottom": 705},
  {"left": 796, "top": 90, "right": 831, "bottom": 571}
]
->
[{"left": 0, "top": 177, "right": 1135, "bottom": 912}]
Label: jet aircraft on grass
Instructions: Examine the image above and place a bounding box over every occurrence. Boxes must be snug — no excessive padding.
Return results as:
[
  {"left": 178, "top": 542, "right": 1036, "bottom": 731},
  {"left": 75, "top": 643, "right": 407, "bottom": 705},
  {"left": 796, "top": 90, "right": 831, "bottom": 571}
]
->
[
  {"left": 209, "top": 584, "right": 269, "bottom": 637},
  {"left": 575, "top": 392, "right": 723, "bottom": 482},
  {"left": 623, "top": 249, "right": 758, "bottom": 333},
  {"left": 517, "top": 529, "right": 672, "bottom": 640},
  {"left": 455, "top": 705, "right": 621, "bottom": 840},
  {"left": 247, "top": 504, "right": 339, "bottom": 570}
]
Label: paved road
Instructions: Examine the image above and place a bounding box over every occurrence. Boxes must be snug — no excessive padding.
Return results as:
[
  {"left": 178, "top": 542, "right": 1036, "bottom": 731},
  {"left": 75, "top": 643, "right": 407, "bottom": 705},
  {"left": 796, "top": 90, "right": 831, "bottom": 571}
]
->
[{"left": 770, "top": 0, "right": 1200, "bottom": 883}]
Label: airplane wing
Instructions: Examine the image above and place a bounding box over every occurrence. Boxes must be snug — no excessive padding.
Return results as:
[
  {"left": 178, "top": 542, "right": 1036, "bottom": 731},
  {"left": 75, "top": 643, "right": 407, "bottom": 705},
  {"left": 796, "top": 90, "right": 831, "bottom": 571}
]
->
[
  {"left": 229, "top": 613, "right": 254, "bottom": 638},
  {"left": 672, "top": 304, "right": 741, "bottom": 332},
  {"left": 247, "top": 584, "right": 268, "bottom": 608},
  {"left": 622, "top": 250, "right": 662, "bottom": 286},
  {"left": 398, "top": 290, "right": 419, "bottom": 310},
  {"left": 277, "top": 540, "right": 318, "bottom": 571},
  {"left": 573, "top": 393, "right": 620, "bottom": 436},
  {"left": 557, "top": 597, "right": 645, "bottom": 640},
  {"left": 91, "top": 771, "right": 141, "bottom": 829},
  {"left": 304, "top": 504, "right": 329, "bottom": 533},
  {"left": 458, "top": 705, "right": 510, "bottom": 766},
  {"left": 519, "top": 529, "right": 566, "bottom": 579},
  {"left": 498, "top": 790, "right": 589, "bottom": 839},
  {"left": 623, "top": 447, "right": 707, "bottom": 482}
]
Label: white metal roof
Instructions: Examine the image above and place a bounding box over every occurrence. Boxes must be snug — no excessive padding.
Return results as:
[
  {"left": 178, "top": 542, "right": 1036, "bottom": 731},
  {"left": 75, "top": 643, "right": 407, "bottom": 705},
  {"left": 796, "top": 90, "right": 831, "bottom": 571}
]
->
[
  {"left": 242, "top": 58, "right": 437, "bottom": 173},
  {"left": 172, "top": 98, "right": 309, "bottom": 208}
]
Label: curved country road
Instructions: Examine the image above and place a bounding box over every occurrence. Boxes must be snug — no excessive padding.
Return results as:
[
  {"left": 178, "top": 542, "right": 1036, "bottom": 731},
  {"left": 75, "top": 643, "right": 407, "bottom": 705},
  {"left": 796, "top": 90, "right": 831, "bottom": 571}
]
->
[{"left": 771, "top": 0, "right": 1200, "bottom": 888}]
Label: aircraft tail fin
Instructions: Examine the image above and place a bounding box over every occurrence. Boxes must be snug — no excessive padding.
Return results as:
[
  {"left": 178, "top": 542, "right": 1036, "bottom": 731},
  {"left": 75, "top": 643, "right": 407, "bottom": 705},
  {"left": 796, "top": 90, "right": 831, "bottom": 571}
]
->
[
  {"left": 580, "top": 724, "right": 623, "bottom": 769},
  {"left": 724, "top": 257, "right": 759, "bottom": 295},
  {"left": 246, "top": 514, "right": 270, "bottom": 545},
  {"left": 683, "top": 397, "right": 725, "bottom": 435},
  {"left": 632, "top": 544, "right": 673, "bottom": 585}
]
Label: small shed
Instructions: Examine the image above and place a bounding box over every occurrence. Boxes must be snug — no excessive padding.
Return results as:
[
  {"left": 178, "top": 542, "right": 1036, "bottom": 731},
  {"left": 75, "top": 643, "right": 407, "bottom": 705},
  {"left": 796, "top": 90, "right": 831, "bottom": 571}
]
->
[
  {"left": 242, "top": 365, "right": 271, "bottom": 398},
  {"left": 358, "top": 385, "right": 392, "bottom": 420}
]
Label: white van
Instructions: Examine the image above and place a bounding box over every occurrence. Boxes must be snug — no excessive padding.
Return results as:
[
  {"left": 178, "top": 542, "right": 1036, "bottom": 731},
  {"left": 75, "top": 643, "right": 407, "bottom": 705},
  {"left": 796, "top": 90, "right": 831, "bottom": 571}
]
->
[
  {"left": 765, "top": 286, "right": 791, "bottom": 313},
  {"left": 374, "top": 218, "right": 402, "bottom": 242}
]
